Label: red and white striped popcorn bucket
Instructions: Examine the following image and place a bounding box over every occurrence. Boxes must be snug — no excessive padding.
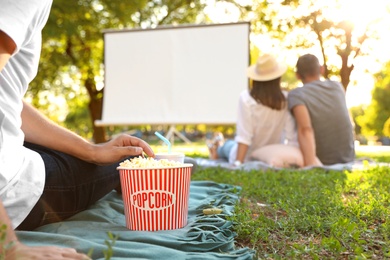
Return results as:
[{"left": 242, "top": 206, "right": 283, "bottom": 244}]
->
[{"left": 117, "top": 164, "right": 192, "bottom": 231}]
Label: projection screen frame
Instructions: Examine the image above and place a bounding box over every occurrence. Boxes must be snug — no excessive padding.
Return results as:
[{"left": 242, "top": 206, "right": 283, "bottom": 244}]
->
[{"left": 95, "top": 22, "right": 250, "bottom": 126}]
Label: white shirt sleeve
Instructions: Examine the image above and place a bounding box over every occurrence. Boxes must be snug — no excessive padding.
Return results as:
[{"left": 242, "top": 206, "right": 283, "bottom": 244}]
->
[
  {"left": 283, "top": 110, "right": 299, "bottom": 147},
  {"left": 0, "top": 0, "right": 52, "bottom": 52},
  {"left": 235, "top": 90, "right": 254, "bottom": 146}
]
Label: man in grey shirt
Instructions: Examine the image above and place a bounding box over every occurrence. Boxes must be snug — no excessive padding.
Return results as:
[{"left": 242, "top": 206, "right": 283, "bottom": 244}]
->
[{"left": 288, "top": 54, "right": 355, "bottom": 166}]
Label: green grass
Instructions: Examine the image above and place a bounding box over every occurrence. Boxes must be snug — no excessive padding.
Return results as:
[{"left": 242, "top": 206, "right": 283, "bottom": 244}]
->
[
  {"left": 192, "top": 166, "right": 390, "bottom": 259},
  {"left": 157, "top": 143, "right": 390, "bottom": 259}
]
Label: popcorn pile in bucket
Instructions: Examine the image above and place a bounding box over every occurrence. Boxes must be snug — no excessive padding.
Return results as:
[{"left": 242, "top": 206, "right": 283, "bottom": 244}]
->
[{"left": 119, "top": 156, "right": 184, "bottom": 168}]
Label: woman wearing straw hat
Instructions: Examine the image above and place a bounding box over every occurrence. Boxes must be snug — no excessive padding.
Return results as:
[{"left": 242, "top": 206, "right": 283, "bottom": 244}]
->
[{"left": 208, "top": 53, "right": 305, "bottom": 168}]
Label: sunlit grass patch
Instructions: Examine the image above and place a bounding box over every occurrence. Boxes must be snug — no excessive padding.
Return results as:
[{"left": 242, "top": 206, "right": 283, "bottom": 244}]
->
[
  {"left": 356, "top": 145, "right": 390, "bottom": 163},
  {"left": 192, "top": 166, "right": 390, "bottom": 259}
]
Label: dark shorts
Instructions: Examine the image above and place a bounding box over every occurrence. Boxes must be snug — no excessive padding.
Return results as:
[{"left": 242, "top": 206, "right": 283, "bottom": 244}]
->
[{"left": 17, "top": 142, "right": 123, "bottom": 231}]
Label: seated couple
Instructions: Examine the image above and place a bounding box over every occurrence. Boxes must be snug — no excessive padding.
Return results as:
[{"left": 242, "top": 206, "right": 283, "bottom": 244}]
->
[{"left": 208, "top": 53, "right": 355, "bottom": 168}]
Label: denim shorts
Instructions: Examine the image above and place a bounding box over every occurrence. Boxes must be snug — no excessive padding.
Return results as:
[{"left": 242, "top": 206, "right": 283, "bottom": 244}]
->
[
  {"left": 217, "top": 140, "right": 236, "bottom": 161},
  {"left": 17, "top": 142, "right": 124, "bottom": 231}
]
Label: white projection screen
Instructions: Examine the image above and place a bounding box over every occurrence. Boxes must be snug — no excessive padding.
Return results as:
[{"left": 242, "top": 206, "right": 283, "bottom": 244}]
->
[{"left": 95, "top": 22, "right": 250, "bottom": 126}]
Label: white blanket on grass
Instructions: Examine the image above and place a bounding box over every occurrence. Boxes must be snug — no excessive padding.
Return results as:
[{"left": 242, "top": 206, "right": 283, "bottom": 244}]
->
[{"left": 195, "top": 157, "right": 390, "bottom": 172}]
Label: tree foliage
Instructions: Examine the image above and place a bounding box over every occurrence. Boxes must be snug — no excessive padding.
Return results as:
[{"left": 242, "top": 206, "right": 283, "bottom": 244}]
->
[
  {"left": 384, "top": 117, "right": 390, "bottom": 137},
  {"left": 29, "top": 0, "right": 206, "bottom": 143},
  {"left": 356, "top": 61, "right": 390, "bottom": 137},
  {"left": 349, "top": 105, "right": 364, "bottom": 136},
  {"left": 231, "top": 0, "right": 382, "bottom": 90}
]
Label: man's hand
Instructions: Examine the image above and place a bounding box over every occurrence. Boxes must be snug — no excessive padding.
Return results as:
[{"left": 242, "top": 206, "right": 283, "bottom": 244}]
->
[
  {"left": 90, "top": 134, "right": 155, "bottom": 165},
  {"left": 5, "top": 242, "right": 90, "bottom": 260}
]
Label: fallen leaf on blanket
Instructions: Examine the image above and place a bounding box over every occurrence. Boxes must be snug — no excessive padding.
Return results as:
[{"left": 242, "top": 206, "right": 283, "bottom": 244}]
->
[{"left": 203, "top": 208, "right": 223, "bottom": 215}]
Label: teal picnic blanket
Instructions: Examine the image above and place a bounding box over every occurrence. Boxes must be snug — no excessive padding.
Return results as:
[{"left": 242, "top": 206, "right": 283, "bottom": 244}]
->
[{"left": 17, "top": 181, "right": 255, "bottom": 260}]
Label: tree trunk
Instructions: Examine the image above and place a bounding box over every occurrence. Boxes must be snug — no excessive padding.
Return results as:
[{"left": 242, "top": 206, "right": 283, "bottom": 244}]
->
[
  {"left": 65, "top": 39, "right": 107, "bottom": 143},
  {"left": 89, "top": 95, "right": 106, "bottom": 144},
  {"left": 338, "top": 22, "right": 354, "bottom": 91},
  {"left": 84, "top": 75, "right": 107, "bottom": 144},
  {"left": 340, "top": 61, "right": 353, "bottom": 91}
]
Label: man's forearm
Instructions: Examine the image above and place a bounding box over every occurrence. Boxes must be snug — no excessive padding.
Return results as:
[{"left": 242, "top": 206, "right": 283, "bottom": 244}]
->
[
  {"left": 298, "top": 127, "right": 317, "bottom": 166},
  {"left": 21, "top": 101, "right": 94, "bottom": 162},
  {"left": 236, "top": 142, "right": 248, "bottom": 163}
]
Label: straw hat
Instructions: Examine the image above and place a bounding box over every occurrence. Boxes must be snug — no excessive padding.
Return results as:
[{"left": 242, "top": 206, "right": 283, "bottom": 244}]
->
[{"left": 247, "top": 54, "right": 287, "bottom": 81}]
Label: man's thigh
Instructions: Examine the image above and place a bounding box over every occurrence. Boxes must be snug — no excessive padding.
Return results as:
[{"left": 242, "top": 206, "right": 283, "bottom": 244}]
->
[{"left": 17, "top": 142, "right": 121, "bottom": 230}]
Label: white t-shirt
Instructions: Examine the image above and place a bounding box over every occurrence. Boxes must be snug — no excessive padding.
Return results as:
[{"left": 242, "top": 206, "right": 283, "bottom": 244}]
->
[
  {"left": 0, "top": 0, "right": 52, "bottom": 228},
  {"left": 229, "top": 89, "right": 298, "bottom": 163}
]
